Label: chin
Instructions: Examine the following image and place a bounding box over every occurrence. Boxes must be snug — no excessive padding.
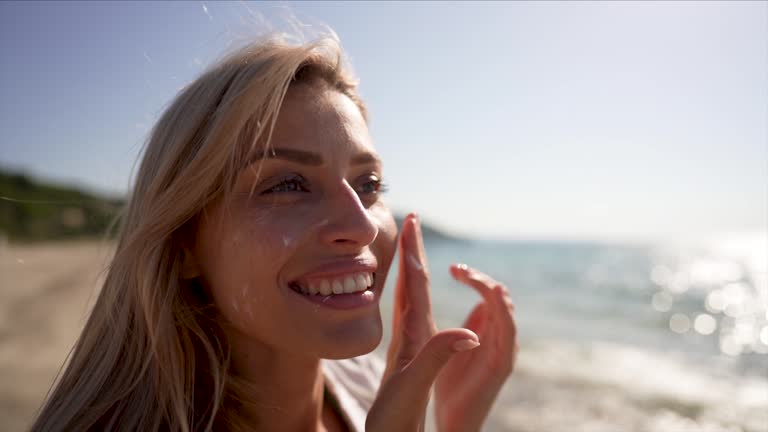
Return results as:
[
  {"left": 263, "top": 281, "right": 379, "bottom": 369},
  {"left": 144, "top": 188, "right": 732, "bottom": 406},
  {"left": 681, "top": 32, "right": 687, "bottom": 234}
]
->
[{"left": 318, "top": 315, "right": 383, "bottom": 360}]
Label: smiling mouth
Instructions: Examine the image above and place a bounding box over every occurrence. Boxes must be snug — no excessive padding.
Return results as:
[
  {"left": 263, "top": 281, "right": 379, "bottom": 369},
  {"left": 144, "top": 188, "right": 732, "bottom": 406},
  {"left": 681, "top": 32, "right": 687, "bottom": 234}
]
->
[{"left": 289, "top": 272, "right": 375, "bottom": 296}]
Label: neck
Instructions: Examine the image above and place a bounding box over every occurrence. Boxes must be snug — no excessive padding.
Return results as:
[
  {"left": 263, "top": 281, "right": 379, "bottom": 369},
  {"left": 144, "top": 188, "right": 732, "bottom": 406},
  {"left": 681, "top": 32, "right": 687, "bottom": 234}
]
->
[{"left": 228, "top": 336, "right": 329, "bottom": 431}]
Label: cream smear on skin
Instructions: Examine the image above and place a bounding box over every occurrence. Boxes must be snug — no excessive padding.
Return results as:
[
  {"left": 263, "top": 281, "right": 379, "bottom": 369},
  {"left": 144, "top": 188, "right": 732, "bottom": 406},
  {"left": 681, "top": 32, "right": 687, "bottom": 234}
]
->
[{"left": 407, "top": 253, "right": 423, "bottom": 270}]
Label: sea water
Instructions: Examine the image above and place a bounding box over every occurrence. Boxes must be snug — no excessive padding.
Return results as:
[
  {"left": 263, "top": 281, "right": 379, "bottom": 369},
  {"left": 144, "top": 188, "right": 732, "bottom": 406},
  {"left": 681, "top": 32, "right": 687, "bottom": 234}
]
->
[{"left": 377, "top": 232, "right": 768, "bottom": 432}]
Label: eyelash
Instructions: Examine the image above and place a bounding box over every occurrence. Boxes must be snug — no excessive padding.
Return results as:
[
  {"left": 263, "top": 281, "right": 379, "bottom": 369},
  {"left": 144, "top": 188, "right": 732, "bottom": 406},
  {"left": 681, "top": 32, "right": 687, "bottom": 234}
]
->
[
  {"left": 262, "top": 174, "right": 389, "bottom": 196},
  {"left": 264, "top": 174, "right": 310, "bottom": 194}
]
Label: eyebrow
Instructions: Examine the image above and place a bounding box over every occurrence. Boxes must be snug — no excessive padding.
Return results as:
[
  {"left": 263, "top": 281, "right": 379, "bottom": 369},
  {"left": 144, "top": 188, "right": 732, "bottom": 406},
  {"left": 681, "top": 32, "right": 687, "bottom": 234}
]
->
[{"left": 252, "top": 147, "right": 381, "bottom": 166}]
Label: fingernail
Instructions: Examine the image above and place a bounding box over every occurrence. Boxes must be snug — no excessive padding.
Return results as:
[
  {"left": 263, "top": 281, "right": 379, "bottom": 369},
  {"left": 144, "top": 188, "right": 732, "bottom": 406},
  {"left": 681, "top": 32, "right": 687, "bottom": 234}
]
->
[{"left": 453, "top": 339, "right": 480, "bottom": 352}]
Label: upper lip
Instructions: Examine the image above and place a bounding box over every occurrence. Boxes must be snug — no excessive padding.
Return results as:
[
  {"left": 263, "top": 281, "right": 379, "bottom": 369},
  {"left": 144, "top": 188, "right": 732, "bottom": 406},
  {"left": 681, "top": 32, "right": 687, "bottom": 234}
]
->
[{"left": 289, "top": 256, "right": 378, "bottom": 283}]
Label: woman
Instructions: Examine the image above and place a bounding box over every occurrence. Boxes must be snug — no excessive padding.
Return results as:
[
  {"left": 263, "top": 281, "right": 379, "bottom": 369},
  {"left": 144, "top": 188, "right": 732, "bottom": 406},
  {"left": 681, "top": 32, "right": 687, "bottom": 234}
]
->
[{"left": 31, "top": 33, "right": 517, "bottom": 431}]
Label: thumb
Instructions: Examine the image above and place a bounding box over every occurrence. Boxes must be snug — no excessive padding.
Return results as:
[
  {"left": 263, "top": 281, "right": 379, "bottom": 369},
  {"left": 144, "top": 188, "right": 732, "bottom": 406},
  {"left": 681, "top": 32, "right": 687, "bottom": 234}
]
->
[
  {"left": 400, "top": 328, "right": 479, "bottom": 389},
  {"left": 368, "top": 329, "right": 479, "bottom": 431}
]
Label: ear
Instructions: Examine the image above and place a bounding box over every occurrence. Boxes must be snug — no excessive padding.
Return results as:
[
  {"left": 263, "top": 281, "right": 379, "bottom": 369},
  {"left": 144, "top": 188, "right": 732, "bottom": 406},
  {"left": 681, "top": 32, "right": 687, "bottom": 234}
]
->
[{"left": 180, "top": 248, "right": 201, "bottom": 279}]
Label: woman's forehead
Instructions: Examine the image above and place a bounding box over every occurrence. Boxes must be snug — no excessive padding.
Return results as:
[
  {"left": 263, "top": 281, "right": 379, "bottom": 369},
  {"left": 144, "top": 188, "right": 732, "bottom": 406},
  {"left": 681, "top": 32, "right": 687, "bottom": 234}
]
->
[{"left": 269, "top": 85, "right": 377, "bottom": 160}]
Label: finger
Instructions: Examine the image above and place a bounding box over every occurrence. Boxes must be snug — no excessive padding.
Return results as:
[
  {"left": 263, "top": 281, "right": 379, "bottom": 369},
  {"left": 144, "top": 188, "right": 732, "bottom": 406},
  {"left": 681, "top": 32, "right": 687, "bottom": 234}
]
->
[
  {"left": 393, "top": 214, "right": 435, "bottom": 346},
  {"left": 491, "top": 285, "right": 517, "bottom": 347},
  {"left": 449, "top": 264, "right": 498, "bottom": 318},
  {"left": 392, "top": 219, "right": 406, "bottom": 325},
  {"left": 469, "top": 275, "right": 515, "bottom": 351},
  {"left": 451, "top": 264, "right": 518, "bottom": 364},
  {"left": 402, "top": 328, "right": 479, "bottom": 384},
  {"left": 388, "top": 214, "right": 436, "bottom": 377},
  {"left": 462, "top": 301, "right": 488, "bottom": 335},
  {"left": 388, "top": 309, "right": 439, "bottom": 371},
  {"left": 488, "top": 285, "right": 518, "bottom": 375},
  {"left": 397, "top": 213, "right": 432, "bottom": 314},
  {"left": 369, "top": 329, "right": 479, "bottom": 431},
  {"left": 391, "top": 215, "right": 418, "bottom": 338}
]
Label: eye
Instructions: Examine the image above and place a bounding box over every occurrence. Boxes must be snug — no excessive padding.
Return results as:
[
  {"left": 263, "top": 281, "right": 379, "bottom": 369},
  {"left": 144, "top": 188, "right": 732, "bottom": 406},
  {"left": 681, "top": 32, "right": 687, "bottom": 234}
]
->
[
  {"left": 357, "top": 175, "right": 389, "bottom": 195},
  {"left": 262, "top": 174, "right": 309, "bottom": 194}
]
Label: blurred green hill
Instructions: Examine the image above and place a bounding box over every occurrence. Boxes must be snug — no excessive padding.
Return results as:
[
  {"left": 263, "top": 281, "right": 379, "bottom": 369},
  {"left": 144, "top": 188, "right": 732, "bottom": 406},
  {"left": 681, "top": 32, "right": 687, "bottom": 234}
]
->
[{"left": 0, "top": 169, "right": 124, "bottom": 242}]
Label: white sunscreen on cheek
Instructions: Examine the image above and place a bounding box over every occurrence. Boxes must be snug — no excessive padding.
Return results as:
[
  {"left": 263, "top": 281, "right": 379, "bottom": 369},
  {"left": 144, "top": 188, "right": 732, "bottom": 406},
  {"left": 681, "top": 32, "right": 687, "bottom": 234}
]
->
[{"left": 242, "top": 285, "right": 254, "bottom": 319}]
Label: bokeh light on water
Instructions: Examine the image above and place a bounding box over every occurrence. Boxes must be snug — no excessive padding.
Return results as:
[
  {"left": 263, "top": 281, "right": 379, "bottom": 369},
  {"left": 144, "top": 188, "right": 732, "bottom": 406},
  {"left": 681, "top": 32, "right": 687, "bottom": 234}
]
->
[
  {"left": 669, "top": 313, "right": 691, "bottom": 334},
  {"left": 648, "top": 232, "right": 768, "bottom": 357},
  {"left": 693, "top": 313, "right": 717, "bottom": 336}
]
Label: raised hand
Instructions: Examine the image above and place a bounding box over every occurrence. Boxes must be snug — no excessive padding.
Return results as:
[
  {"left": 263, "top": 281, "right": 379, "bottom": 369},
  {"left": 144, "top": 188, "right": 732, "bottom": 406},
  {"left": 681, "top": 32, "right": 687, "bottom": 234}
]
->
[
  {"left": 367, "top": 214, "right": 479, "bottom": 431},
  {"left": 434, "top": 264, "right": 518, "bottom": 432}
]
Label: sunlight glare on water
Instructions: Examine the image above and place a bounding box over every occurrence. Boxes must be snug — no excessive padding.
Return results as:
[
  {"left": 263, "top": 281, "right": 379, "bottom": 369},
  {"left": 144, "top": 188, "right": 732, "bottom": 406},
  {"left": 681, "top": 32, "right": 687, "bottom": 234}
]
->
[
  {"left": 650, "top": 231, "right": 768, "bottom": 357},
  {"left": 693, "top": 313, "right": 717, "bottom": 335},
  {"left": 669, "top": 313, "right": 691, "bottom": 334}
]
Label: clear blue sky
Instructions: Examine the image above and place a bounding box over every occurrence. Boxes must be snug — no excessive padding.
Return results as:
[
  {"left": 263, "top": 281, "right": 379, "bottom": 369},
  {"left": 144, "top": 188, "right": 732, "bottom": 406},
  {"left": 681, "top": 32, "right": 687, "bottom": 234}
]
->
[{"left": 1, "top": 1, "right": 766, "bottom": 242}]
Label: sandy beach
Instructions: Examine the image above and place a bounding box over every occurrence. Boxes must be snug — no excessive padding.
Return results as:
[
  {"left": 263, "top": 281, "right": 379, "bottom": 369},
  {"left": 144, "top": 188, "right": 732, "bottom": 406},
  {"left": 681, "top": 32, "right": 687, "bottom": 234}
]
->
[{"left": 0, "top": 241, "right": 114, "bottom": 432}]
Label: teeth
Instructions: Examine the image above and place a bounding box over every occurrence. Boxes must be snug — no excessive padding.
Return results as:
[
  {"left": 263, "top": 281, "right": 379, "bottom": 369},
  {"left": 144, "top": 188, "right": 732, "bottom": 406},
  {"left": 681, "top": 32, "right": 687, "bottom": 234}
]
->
[
  {"left": 319, "top": 280, "right": 332, "bottom": 296},
  {"left": 294, "top": 272, "right": 374, "bottom": 296},
  {"left": 341, "top": 276, "right": 355, "bottom": 293},
  {"left": 355, "top": 274, "right": 367, "bottom": 291},
  {"left": 331, "top": 280, "right": 344, "bottom": 294}
]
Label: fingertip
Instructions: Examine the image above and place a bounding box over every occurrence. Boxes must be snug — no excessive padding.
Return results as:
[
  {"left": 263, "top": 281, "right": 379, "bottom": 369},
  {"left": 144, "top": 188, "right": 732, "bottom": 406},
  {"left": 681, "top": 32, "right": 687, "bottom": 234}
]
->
[
  {"left": 453, "top": 339, "right": 480, "bottom": 352},
  {"left": 401, "top": 213, "right": 422, "bottom": 243},
  {"left": 455, "top": 327, "right": 479, "bottom": 343},
  {"left": 411, "top": 214, "right": 421, "bottom": 234},
  {"left": 449, "top": 263, "right": 468, "bottom": 278},
  {"left": 399, "top": 213, "right": 412, "bottom": 231},
  {"left": 398, "top": 215, "right": 415, "bottom": 248}
]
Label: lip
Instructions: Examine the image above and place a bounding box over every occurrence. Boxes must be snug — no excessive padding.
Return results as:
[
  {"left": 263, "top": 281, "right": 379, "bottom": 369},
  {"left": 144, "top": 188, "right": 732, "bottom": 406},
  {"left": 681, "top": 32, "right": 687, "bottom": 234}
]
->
[
  {"left": 286, "top": 257, "right": 379, "bottom": 310},
  {"left": 290, "top": 257, "right": 378, "bottom": 282}
]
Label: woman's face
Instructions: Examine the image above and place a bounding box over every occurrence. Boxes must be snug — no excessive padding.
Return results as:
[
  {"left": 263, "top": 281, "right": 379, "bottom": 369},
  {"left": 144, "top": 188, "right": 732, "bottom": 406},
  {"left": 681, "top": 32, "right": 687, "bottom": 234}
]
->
[{"left": 191, "top": 83, "right": 397, "bottom": 360}]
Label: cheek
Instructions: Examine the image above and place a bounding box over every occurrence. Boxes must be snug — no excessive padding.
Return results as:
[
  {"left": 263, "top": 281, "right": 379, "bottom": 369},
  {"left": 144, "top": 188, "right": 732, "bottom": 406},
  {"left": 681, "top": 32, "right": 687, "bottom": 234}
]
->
[
  {"left": 199, "top": 208, "right": 319, "bottom": 324},
  {"left": 220, "top": 207, "right": 311, "bottom": 271}
]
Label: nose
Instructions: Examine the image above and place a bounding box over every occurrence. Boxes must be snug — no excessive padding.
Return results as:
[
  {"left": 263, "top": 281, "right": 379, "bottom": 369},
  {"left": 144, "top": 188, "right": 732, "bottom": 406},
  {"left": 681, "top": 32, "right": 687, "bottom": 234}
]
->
[{"left": 317, "top": 181, "right": 379, "bottom": 250}]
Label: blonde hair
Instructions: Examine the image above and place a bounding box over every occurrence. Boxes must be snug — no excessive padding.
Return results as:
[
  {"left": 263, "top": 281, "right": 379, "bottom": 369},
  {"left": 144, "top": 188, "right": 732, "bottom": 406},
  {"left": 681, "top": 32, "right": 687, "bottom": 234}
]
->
[{"left": 31, "top": 34, "right": 367, "bottom": 431}]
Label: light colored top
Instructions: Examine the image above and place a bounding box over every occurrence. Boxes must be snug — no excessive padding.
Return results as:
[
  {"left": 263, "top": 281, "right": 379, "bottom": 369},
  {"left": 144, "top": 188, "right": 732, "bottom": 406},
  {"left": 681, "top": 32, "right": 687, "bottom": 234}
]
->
[{"left": 322, "top": 353, "right": 386, "bottom": 432}]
